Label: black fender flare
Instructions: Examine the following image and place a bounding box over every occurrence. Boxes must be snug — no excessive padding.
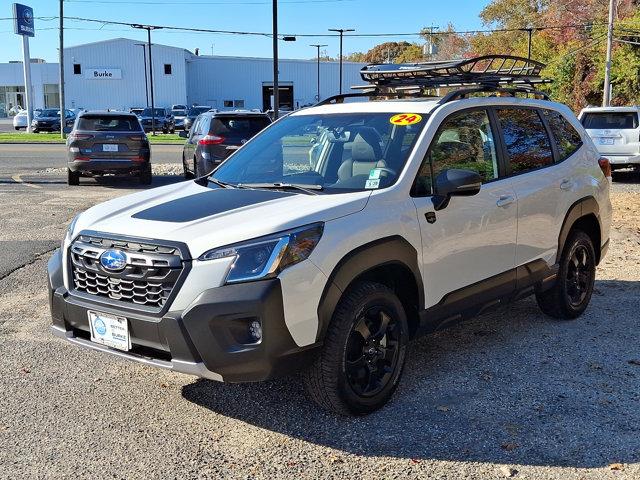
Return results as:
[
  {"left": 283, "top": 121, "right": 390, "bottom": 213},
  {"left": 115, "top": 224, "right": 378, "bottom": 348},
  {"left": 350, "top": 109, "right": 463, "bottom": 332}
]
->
[
  {"left": 556, "top": 196, "right": 601, "bottom": 263},
  {"left": 315, "top": 236, "right": 424, "bottom": 342}
]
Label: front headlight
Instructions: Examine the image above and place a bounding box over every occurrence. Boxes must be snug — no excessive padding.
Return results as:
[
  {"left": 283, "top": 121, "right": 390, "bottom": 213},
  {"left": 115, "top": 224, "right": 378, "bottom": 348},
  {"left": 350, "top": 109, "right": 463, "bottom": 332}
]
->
[{"left": 200, "top": 223, "right": 324, "bottom": 284}]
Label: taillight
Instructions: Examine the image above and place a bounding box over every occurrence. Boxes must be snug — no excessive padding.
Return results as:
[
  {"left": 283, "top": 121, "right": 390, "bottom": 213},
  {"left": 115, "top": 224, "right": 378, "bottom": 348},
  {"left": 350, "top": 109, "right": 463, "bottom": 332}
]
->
[
  {"left": 74, "top": 156, "right": 90, "bottom": 161},
  {"left": 598, "top": 157, "right": 612, "bottom": 178},
  {"left": 128, "top": 135, "right": 146, "bottom": 141},
  {"left": 198, "top": 134, "right": 225, "bottom": 145},
  {"left": 69, "top": 133, "right": 94, "bottom": 141},
  {"left": 131, "top": 156, "right": 146, "bottom": 163}
]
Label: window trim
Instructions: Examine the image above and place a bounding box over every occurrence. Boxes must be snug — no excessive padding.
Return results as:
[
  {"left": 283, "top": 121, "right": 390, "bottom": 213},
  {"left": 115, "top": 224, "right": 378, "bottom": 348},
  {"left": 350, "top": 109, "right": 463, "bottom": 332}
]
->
[
  {"left": 540, "top": 108, "right": 584, "bottom": 164},
  {"left": 410, "top": 106, "right": 504, "bottom": 198},
  {"left": 493, "top": 106, "right": 557, "bottom": 179}
]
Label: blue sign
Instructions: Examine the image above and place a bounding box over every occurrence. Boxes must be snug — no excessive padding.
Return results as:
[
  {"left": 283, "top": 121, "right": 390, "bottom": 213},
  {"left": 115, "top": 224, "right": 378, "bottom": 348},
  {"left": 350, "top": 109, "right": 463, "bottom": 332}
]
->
[{"left": 13, "top": 4, "right": 35, "bottom": 37}]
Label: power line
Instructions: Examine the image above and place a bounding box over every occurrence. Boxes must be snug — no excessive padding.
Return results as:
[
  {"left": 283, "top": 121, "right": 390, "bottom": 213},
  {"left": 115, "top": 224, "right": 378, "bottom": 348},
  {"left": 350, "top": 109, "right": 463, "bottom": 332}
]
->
[{"left": 66, "top": 0, "right": 355, "bottom": 3}]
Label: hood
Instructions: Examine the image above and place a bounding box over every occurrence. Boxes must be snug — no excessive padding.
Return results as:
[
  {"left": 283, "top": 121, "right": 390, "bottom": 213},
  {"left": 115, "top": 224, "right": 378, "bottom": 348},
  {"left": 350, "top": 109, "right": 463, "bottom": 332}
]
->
[{"left": 73, "top": 181, "right": 371, "bottom": 259}]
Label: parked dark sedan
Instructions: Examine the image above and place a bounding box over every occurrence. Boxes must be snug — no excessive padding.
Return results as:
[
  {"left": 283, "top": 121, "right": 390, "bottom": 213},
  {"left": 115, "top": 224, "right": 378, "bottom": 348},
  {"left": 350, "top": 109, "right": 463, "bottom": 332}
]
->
[
  {"left": 183, "top": 105, "right": 212, "bottom": 131},
  {"left": 180, "top": 110, "right": 271, "bottom": 178},
  {"left": 139, "top": 107, "right": 175, "bottom": 133},
  {"left": 66, "top": 111, "right": 152, "bottom": 186},
  {"left": 31, "top": 108, "right": 75, "bottom": 133}
]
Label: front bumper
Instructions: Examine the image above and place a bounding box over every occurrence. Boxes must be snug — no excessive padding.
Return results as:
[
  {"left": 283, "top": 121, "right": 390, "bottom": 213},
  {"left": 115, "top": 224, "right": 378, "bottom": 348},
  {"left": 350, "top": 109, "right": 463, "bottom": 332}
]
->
[{"left": 48, "top": 250, "right": 320, "bottom": 383}]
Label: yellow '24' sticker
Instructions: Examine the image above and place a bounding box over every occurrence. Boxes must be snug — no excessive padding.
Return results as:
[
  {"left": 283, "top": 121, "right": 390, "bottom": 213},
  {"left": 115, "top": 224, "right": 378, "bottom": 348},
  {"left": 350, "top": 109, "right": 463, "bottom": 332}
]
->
[{"left": 389, "top": 113, "right": 422, "bottom": 126}]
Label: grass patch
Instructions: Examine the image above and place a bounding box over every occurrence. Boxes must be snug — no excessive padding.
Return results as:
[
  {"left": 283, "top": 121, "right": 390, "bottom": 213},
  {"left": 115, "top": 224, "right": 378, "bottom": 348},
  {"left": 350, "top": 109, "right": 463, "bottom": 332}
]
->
[{"left": 0, "top": 132, "right": 184, "bottom": 144}]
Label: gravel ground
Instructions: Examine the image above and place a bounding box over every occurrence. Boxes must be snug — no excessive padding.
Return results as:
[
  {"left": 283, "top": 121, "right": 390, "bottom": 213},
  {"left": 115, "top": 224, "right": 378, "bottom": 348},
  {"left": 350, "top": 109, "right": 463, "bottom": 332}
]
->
[{"left": 0, "top": 171, "right": 638, "bottom": 480}]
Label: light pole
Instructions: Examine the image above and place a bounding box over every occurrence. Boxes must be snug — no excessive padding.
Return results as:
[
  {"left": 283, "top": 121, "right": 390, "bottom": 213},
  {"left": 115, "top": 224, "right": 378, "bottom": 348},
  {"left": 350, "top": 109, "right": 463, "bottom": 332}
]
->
[
  {"left": 135, "top": 43, "right": 149, "bottom": 107},
  {"left": 58, "top": 0, "right": 66, "bottom": 139},
  {"left": 603, "top": 0, "right": 615, "bottom": 106},
  {"left": 328, "top": 28, "right": 354, "bottom": 94},
  {"left": 311, "top": 44, "right": 327, "bottom": 102},
  {"left": 272, "top": 0, "right": 279, "bottom": 119},
  {"left": 132, "top": 24, "right": 163, "bottom": 134}
]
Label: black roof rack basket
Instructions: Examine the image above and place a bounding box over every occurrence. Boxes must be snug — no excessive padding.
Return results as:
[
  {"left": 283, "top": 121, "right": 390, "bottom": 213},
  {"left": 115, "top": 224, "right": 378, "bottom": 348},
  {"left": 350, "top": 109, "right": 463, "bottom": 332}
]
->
[
  {"left": 359, "top": 55, "right": 548, "bottom": 90},
  {"left": 317, "top": 55, "right": 551, "bottom": 106}
]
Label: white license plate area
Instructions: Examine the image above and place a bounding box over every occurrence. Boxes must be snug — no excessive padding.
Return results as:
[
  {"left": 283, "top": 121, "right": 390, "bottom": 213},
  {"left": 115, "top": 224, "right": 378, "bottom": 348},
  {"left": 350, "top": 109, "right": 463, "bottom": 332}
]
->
[
  {"left": 599, "top": 138, "right": 615, "bottom": 145},
  {"left": 102, "top": 144, "right": 119, "bottom": 152},
  {"left": 88, "top": 311, "right": 130, "bottom": 351}
]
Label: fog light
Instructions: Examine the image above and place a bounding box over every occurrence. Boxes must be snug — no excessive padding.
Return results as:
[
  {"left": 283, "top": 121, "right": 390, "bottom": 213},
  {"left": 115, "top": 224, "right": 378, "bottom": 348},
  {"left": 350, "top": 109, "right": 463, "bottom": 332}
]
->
[{"left": 249, "top": 320, "right": 262, "bottom": 342}]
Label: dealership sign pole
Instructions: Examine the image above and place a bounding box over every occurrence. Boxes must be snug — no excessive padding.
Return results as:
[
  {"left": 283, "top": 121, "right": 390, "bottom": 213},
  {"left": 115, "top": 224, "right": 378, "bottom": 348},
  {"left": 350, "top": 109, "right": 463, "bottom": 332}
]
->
[
  {"left": 58, "top": 0, "right": 65, "bottom": 139},
  {"left": 13, "top": 3, "right": 35, "bottom": 133}
]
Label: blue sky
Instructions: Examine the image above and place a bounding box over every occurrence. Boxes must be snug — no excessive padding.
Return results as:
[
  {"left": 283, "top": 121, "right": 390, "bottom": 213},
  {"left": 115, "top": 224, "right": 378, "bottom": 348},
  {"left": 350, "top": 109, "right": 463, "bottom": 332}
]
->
[{"left": 1, "top": 0, "right": 489, "bottom": 63}]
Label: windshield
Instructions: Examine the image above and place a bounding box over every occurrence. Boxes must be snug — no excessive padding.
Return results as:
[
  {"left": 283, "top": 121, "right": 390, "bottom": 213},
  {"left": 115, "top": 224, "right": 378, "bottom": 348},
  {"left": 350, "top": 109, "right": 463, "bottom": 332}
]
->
[
  {"left": 188, "top": 106, "right": 211, "bottom": 116},
  {"left": 211, "top": 112, "right": 426, "bottom": 193},
  {"left": 77, "top": 115, "right": 142, "bottom": 132},
  {"left": 173, "top": 109, "right": 187, "bottom": 116},
  {"left": 40, "top": 109, "right": 60, "bottom": 117},
  {"left": 142, "top": 108, "right": 166, "bottom": 117},
  {"left": 582, "top": 112, "right": 639, "bottom": 130}
]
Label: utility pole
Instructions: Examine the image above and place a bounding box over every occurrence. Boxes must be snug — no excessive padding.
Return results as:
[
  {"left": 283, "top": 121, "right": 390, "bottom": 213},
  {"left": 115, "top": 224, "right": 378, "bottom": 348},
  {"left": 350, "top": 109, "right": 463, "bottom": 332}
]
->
[
  {"left": 135, "top": 43, "right": 149, "bottom": 107},
  {"left": 603, "top": 0, "right": 615, "bottom": 107},
  {"left": 132, "top": 24, "right": 162, "bottom": 134},
  {"left": 311, "top": 44, "right": 327, "bottom": 102},
  {"left": 329, "top": 28, "right": 354, "bottom": 94},
  {"left": 58, "top": 0, "right": 66, "bottom": 139},
  {"left": 272, "top": 0, "right": 279, "bottom": 119}
]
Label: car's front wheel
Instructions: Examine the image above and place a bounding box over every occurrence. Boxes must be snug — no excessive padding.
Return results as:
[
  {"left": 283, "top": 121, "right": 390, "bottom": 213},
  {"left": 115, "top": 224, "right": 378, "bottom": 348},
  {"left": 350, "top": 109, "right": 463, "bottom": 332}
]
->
[
  {"left": 536, "top": 230, "right": 596, "bottom": 319},
  {"left": 303, "top": 281, "right": 409, "bottom": 415}
]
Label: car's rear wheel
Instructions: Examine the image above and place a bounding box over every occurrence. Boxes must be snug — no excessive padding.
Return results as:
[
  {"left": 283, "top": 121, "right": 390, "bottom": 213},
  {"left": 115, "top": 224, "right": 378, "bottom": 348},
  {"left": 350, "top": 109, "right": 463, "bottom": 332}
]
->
[
  {"left": 536, "top": 230, "right": 596, "bottom": 319},
  {"left": 67, "top": 169, "right": 80, "bottom": 186},
  {"left": 162, "top": 127, "right": 168, "bottom": 134},
  {"left": 139, "top": 164, "right": 152, "bottom": 185},
  {"left": 303, "top": 281, "right": 409, "bottom": 415},
  {"left": 183, "top": 156, "right": 194, "bottom": 180}
]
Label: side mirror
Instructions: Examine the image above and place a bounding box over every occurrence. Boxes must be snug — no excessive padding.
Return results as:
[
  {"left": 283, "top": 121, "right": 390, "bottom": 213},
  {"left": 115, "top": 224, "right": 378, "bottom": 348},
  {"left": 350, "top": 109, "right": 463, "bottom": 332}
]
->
[
  {"left": 178, "top": 130, "right": 188, "bottom": 138},
  {"left": 432, "top": 168, "right": 482, "bottom": 211}
]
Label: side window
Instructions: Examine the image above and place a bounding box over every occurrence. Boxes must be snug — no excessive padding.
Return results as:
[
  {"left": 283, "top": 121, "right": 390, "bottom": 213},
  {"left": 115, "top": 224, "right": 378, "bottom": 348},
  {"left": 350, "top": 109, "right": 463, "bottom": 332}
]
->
[
  {"left": 542, "top": 109, "right": 583, "bottom": 161},
  {"left": 189, "top": 117, "right": 202, "bottom": 138},
  {"left": 413, "top": 109, "right": 498, "bottom": 196},
  {"left": 497, "top": 108, "right": 553, "bottom": 174}
]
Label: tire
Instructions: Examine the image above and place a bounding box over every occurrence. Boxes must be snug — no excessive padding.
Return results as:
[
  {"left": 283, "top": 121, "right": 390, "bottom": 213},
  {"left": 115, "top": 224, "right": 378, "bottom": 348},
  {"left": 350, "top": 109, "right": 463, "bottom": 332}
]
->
[
  {"left": 32, "top": 129, "right": 38, "bottom": 134},
  {"left": 183, "top": 156, "right": 195, "bottom": 180},
  {"left": 162, "top": 127, "right": 168, "bottom": 134},
  {"left": 535, "top": 230, "right": 596, "bottom": 319},
  {"left": 193, "top": 157, "right": 200, "bottom": 177},
  {"left": 67, "top": 169, "right": 80, "bottom": 186},
  {"left": 170, "top": 126, "right": 175, "bottom": 134},
  {"left": 139, "top": 165, "right": 152, "bottom": 185},
  {"left": 303, "top": 281, "right": 409, "bottom": 415}
]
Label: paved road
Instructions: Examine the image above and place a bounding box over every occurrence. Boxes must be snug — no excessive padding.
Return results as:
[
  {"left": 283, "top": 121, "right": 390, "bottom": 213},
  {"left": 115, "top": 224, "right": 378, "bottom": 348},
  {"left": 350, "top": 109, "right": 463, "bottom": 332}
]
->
[{"left": 0, "top": 159, "right": 638, "bottom": 479}]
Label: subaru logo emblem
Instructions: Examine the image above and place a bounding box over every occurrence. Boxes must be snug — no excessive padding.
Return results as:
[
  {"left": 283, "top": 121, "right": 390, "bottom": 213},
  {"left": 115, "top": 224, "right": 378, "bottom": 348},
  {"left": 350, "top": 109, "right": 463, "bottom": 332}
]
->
[{"left": 100, "top": 249, "right": 127, "bottom": 272}]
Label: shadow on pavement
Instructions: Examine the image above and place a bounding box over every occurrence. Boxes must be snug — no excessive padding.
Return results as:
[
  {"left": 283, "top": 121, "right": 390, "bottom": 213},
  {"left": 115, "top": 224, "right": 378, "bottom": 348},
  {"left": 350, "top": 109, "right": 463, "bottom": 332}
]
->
[{"left": 182, "top": 279, "right": 640, "bottom": 468}]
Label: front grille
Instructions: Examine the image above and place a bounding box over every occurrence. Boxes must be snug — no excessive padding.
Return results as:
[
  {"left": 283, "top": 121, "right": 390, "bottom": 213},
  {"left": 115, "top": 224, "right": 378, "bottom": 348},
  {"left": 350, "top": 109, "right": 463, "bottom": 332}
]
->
[{"left": 69, "top": 234, "right": 184, "bottom": 310}]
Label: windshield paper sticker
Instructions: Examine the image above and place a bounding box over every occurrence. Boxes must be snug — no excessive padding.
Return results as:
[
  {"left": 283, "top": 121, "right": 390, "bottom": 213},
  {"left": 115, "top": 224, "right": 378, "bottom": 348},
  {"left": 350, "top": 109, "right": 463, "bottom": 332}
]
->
[
  {"left": 390, "top": 113, "right": 422, "bottom": 126},
  {"left": 369, "top": 169, "right": 382, "bottom": 180},
  {"left": 365, "top": 179, "right": 380, "bottom": 189}
]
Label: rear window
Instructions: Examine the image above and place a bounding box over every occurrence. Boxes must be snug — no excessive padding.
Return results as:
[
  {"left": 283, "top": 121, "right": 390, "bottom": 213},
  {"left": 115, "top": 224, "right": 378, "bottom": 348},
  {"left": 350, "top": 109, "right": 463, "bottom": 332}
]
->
[
  {"left": 188, "top": 106, "right": 211, "bottom": 116},
  {"left": 209, "top": 116, "right": 271, "bottom": 139},
  {"left": 543, "top": 110, "right": 583, "bottom": 161},
  {"left": 582, "top": 112, "right": 638, "bottom": 129},
  {"left": 77, "top": 115, "right": 141, "bottom": 132},
  {"left": 142, "top": 108, "right": 166, "bottom": 117}
]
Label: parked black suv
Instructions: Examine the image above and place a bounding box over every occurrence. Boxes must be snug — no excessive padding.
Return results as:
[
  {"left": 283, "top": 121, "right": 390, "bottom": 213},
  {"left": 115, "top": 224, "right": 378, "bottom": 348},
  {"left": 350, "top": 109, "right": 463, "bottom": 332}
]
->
[
  {"left": 66, "top": 111, "right": 152, "bottom": 186},
  {"left": 139, "top": 107, "right": 175, "bottom": 134},
  {"left": 32, "top": 108, "right": 76, "bottom": 133},
  {"left": 180, "top": 110, "right": 271, "bottom": 178}
]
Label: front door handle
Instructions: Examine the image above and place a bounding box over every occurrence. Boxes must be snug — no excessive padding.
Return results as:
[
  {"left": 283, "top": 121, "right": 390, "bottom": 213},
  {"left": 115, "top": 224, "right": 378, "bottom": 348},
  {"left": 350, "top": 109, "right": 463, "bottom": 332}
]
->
[
  {"left": 560, "top": 179, "right": 574, "bottom": 190},
  {"left": 496, "top": 195, "right": 515, "bottom": 208}
]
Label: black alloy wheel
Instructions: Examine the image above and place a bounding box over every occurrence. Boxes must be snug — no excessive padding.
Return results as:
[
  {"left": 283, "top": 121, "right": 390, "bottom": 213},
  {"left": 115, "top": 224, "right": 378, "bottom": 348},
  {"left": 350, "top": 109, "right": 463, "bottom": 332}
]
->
[
  {"left": 345, "top": 306, "right": 402, "bottom": 398},
  {"left": 536, "top": 230, "right": 596, "bottom": 319}
]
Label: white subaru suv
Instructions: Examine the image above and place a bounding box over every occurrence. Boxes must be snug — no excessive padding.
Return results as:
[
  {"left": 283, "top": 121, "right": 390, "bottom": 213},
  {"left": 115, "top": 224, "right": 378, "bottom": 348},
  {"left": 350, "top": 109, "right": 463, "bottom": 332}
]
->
[{"left": 48, "top": 57, "right": 612, "bottom": 415}]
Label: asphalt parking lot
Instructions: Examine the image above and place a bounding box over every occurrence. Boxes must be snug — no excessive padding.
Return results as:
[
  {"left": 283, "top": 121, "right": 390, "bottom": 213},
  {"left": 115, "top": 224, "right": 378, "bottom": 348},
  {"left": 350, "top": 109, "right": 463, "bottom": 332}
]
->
[{"left": 0, "top": 146, "right": 638, "bottom": 479}]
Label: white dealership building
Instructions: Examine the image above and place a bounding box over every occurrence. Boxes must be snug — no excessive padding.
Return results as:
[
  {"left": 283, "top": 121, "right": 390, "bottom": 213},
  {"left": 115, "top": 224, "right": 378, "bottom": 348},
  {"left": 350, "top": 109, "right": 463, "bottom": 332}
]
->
[{"left": 0, "top": 37, "right": 365, "bottom": 116}]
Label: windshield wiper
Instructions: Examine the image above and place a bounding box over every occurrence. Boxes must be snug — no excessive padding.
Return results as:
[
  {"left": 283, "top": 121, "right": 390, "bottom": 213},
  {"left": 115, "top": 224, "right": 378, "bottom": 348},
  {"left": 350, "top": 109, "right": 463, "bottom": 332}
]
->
[
  {"left": 236, "top": 182, "right": 323, "bottom": 195},
  {"left": 206, "top": 177, "right": 236, "bottom": 189}
]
